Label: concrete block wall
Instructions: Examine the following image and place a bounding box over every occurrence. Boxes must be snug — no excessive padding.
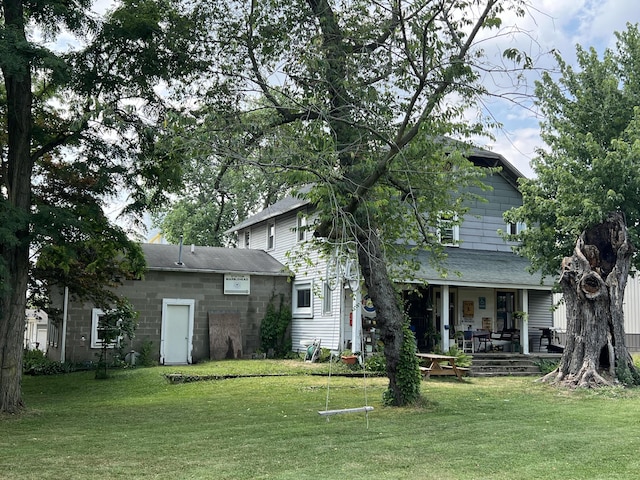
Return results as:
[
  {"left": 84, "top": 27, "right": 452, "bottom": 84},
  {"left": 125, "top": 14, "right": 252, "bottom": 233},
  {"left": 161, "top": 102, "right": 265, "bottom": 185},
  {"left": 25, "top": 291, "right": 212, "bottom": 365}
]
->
[{"left": 51, "top": 271, "right": 291, "bottom": 365}]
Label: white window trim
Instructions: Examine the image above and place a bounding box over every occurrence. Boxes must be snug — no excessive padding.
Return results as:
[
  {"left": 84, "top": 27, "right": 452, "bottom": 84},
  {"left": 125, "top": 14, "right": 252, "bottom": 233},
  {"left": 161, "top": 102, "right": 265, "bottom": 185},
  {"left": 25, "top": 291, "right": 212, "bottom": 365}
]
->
[
  {"left": 91, "top": 308, "right": 120, "bottom": 349},
  {"left": 244, "top": 230, "right": 251, "bottom": 248},
  {"left": 507, "top": 221, "right": 526, "bottom": 236},
  {"left": 266, "top": 221, "right": 276, "bottom": 250},
  {"left": 297, "top": 215, "right": 307, "bottom": 243},
  {"left": 322, "top": 281, "right": 333, "bottom": 315},
  {"left": 292, "top": 281, "right": 314, "bottom": 318},
  {"left": 438, "top": 212, "right": 460, "bottom": 246}
]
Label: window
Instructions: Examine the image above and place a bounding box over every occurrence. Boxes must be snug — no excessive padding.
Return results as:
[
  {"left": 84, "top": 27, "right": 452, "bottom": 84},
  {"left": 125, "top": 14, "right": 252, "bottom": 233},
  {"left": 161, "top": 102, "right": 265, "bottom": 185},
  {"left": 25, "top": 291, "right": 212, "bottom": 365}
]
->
[
  {"left": 267, "top": 222, "right": 275, "bottom": 250},
  {"left": 297, "top": 215, "right": 307, "bottom": 242},
  {"left": 244, "top": 230, "right": 250, "bottom": 248},
  {"left": 293, "top": 281, "right": 313, "bottom": 318},
  {"left": 322, "top": 281, "right": 333, "bottom": 315},
  {"left": 506, "top": 221, "right": 526, "bottom": 236},
  {"left": 91, "top": 308, "right": 120, "bottom": 349},
  {"left": 438, "top": 212, "right": 459, "bottom": 246}
]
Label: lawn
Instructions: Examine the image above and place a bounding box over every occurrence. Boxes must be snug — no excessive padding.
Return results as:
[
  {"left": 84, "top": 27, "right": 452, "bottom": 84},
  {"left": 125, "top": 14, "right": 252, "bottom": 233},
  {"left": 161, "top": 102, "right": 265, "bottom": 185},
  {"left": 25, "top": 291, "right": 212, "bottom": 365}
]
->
[{"left": 3, "top": 360, "right": 640, "bottom": 479}]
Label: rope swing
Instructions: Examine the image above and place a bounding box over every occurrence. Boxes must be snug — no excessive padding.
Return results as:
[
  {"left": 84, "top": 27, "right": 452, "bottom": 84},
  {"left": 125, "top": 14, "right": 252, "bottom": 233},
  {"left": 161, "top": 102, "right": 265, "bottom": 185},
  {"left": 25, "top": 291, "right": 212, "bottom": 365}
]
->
[
  {"left": 317, "top": 349, "right": 373, "bottom": 427},
  {"left": 318, "top": 247, "right": 373, "bottom": 426}
]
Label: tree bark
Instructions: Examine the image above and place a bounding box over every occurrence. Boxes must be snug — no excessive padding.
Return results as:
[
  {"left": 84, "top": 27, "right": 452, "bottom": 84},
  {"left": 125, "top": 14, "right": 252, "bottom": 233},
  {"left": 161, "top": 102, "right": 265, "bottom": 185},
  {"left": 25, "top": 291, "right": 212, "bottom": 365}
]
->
[
  {"left": 0, "top": 0, "right": 33, "bottom": 413},
  {"left": 542, "top": 212, "right": 638, "bottom": 388},
  {"left": 356, "top": 229, "right": 414, "bottom": 405}
]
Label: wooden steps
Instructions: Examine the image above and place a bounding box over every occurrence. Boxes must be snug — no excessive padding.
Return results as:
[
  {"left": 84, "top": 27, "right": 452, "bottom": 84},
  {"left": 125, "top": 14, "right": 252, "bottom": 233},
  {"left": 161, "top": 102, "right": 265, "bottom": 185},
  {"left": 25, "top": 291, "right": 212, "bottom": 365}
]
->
[{"left": 469, "top": 353, "right": 561, "bottom": 377}]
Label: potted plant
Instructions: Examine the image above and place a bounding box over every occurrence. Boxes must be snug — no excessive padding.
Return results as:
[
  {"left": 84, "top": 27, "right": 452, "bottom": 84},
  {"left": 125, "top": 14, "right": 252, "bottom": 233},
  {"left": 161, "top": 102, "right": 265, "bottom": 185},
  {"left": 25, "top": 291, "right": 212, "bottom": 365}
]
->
[{"left": 341, "top": 349, "right": 358, "bottom": 365}]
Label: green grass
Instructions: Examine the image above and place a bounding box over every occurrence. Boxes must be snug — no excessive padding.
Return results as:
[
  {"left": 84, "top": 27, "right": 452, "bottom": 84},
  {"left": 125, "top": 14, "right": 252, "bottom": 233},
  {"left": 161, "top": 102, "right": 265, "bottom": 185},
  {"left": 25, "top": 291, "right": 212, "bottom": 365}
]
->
[{"left": 3, "top": 360, "right": 640, "bottom": 479}]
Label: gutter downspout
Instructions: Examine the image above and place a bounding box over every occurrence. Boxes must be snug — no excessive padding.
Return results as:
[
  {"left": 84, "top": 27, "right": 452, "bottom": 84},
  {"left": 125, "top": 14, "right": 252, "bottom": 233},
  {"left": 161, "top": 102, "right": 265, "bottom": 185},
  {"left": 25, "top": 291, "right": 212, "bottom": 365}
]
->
[{"left": 60, "top": 286, "right": 69, "bottom": 363}]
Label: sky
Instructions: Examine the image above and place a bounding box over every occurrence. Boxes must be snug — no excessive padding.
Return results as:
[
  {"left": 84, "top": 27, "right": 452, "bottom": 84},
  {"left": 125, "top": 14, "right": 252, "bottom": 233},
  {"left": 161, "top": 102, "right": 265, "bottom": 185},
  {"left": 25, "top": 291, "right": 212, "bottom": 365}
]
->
[
  {"left": 92, "top": 0, "right": 640, "bottom": 179},
  {"left": 484, "top": 0, "right": 640, "bottom": 177}
]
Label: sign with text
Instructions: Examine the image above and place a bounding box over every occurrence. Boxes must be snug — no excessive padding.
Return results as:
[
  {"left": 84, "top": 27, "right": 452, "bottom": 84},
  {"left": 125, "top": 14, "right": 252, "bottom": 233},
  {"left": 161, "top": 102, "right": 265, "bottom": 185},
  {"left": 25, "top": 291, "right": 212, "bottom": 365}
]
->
[{"left": 224, "top": 274, "right": 250, "bottom": 295}]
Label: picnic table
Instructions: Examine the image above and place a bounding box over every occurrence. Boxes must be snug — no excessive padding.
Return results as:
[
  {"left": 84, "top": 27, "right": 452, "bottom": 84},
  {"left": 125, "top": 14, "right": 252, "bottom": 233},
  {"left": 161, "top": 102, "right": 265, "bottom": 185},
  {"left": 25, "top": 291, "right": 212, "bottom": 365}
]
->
[{"left": 416, "top": 352, "right": 470, "bottom": 381}]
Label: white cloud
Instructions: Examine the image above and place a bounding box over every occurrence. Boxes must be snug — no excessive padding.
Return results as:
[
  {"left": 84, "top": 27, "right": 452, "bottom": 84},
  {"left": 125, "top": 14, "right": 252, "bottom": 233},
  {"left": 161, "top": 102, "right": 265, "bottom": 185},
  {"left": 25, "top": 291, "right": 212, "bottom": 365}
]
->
[{"left": 473, "top": 1, "right": 640, "bottom": 177}]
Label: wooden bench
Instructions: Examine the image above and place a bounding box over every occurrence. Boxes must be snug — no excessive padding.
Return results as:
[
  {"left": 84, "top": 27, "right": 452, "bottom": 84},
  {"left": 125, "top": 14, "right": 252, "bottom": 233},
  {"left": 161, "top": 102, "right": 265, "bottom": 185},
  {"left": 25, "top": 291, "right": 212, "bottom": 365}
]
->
[{"left": 419, "top": 366, "right": 432, "bottom": 378}]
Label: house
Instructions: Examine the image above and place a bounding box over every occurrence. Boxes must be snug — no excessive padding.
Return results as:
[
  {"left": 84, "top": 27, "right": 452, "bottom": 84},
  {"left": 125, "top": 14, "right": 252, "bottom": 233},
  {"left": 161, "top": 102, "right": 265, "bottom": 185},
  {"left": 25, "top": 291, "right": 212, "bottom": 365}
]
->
[
  {"left": 25, "top": 309, "right": 48, "bottom": 351},
  {"left": 227, "top": 149, "right": 556, "bottom": 355},
  {"left": 46, "top": 243, "right": 291, "bottom": 365}
]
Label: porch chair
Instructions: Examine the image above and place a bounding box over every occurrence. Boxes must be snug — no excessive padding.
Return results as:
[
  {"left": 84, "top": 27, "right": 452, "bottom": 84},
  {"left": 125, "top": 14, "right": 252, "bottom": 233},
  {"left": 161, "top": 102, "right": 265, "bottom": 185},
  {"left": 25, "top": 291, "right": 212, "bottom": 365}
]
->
[
  {"left": 476, "top": 331, "right": 492, "bottom": 352},
  {"left": 539, "top": 328, "right": 553, "bottom": 351},
  {"left": 462, "top": 330, "right": 474, "bottom": 353}
]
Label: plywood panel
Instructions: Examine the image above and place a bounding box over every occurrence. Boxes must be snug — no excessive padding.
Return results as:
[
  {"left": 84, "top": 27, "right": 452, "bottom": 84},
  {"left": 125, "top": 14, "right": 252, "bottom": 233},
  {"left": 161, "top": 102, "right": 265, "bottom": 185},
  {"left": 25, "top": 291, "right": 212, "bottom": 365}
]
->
[{"left": 208, "top": 312, "right": 242, "bottom": 360}]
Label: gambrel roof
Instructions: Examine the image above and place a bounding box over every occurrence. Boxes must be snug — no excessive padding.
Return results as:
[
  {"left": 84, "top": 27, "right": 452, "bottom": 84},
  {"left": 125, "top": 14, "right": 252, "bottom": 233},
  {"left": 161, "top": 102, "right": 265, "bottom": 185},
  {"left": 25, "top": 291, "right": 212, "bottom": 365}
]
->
[{"left": 226, "top": 146, "right": 524, "bottom": 233}]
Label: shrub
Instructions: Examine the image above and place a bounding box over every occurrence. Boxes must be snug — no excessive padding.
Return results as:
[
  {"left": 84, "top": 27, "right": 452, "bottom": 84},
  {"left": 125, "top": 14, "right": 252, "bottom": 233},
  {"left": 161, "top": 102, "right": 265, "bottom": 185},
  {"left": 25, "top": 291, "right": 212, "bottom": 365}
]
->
[
  {"left": 364, "top": 353, "right": 386, "bottom": 372},
  {"left": 137, "top": 339, "right": 157, "bottom": 367},
  {"left": 535, "top": 358, "right": 559, "bottom": 375},
  {"left": 445, "top": 345, "right": 472, "bottom": 368},
  {"left": 260, "top": 294, "right": 292, "bottom": 358},
  {"left": 318, "top": 348, "right": 332, "bottom": 363},
  {"left": 23, "top": 349, "right": 68, "bottom": 376}
]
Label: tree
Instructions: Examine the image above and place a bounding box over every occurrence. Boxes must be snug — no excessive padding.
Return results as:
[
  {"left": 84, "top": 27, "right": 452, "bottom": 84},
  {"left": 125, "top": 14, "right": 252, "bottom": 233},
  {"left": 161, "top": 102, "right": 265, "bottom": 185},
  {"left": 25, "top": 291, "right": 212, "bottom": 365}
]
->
[
  {"left": 0, "top": 0, "right": 208, "bottom": 413},
  {"left": 150, "top": 113, "right": 294, "bottom": 246},
  {"left": 179, "top": 0, "right": 530, "bottom": 405},
  {"left": 505, "top": 24, "right": 640, "bottom": 387}
]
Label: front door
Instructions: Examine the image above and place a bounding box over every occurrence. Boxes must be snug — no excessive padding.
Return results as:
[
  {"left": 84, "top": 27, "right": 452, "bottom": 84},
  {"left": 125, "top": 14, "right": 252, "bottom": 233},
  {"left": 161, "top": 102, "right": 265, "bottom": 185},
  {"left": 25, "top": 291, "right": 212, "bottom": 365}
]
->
[{"left": 161, "top": 299, "right": 194, "bottom": 365}]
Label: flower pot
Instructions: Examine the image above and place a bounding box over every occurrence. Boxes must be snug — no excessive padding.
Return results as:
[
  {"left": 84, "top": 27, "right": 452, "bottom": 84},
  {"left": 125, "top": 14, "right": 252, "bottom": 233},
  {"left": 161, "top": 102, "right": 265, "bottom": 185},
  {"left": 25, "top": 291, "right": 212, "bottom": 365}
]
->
[{"left": 341, "top": 355, "right": 358, "bottom": 365}]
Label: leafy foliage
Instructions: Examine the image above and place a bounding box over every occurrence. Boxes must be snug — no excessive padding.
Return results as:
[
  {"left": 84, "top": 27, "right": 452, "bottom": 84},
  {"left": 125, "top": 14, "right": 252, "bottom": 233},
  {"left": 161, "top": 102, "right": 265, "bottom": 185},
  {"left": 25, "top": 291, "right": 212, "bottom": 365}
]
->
[
  {"left": 364, "top": 353, "right": 387, "bottom": 373},
  {"left": 137, "top": 339, "right": 158, "bottom": 367},
  {"left": 160, "top": 0, "right": 530, "bottom": 406},
  {"left": 94, "top": 301, "right": 139, "bottom": 379},
  {"left": 383, "top": 323, "right": 421, "bottom": 406},
  {"left": 23, "top": 349, "right": 68, "bottom": 376},
  {"left": 505, "top": 24, "right": 640, "bottom": 276},
  {"left": 259, "top": 295, "right": 292, "bottom": 358},
  {"left": 0, "top": 0, "right": 214, "bottom": 411}
]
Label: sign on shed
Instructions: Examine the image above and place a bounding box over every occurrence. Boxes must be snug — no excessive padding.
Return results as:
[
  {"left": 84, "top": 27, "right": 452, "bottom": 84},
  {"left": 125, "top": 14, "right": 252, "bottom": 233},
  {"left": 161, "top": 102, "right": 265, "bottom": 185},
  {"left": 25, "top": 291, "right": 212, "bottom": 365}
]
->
[{"left": 224, "top": 274, "right": 250, "bottom": 295}]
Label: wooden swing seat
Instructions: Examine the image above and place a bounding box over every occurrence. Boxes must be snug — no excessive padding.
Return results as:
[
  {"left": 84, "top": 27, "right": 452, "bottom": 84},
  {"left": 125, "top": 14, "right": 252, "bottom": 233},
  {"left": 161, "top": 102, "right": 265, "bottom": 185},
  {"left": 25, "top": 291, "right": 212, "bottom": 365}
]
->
[{"left": 318, "top": 406, "right": 374, "bottom": 417}]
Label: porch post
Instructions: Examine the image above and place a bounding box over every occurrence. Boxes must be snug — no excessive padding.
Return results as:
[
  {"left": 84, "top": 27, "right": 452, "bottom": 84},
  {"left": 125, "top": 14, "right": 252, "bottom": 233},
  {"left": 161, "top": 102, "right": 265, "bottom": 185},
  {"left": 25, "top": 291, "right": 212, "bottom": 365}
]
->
[
  {"left": 441, "top": 285, "right": 450, "bottom": 351},
  {"left": 522, "top": 289, "right": 530, "bottom": 355},
  {"left": 352, "top": 288, "right": 362, "bottom": 354}
]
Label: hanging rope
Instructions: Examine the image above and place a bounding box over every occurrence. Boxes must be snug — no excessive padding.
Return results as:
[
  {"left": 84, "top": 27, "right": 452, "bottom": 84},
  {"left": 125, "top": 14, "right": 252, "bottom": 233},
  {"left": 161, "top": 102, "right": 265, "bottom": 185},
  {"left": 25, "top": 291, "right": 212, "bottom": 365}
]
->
[{"left": 318, "top": 247, "right": 372, "bottom": 426}]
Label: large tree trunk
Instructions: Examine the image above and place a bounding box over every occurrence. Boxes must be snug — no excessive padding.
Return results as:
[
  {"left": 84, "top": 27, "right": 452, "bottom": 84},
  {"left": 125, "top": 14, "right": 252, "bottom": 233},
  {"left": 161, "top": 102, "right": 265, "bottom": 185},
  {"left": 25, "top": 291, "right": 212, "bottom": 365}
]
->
[
  {"left": 357, "top": 229, "right": 418, "bottom": 405},
  {"left": 0, "top": 0, "right": 33, "bottom": 413},
  {"left": 542, "top": 212, "right": 638, "bottom": 388}
]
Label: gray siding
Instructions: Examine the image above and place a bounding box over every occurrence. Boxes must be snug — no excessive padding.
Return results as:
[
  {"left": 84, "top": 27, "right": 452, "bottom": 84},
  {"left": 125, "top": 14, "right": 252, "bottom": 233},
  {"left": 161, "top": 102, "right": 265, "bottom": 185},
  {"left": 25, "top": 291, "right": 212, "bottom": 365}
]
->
[
  {"left": 460, "top": 172, "right": 523, "bottom": 252},
  {"left": 528, "top": 290, "right": 554, "bottom": 353}
]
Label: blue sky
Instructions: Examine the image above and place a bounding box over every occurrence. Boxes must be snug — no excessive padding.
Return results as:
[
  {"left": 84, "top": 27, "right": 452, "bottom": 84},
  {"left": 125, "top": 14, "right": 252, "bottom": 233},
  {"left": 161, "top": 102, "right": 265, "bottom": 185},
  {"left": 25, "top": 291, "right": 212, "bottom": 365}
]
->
[{"left": 486, "top": 0, "right": 640, "bottom": 177}]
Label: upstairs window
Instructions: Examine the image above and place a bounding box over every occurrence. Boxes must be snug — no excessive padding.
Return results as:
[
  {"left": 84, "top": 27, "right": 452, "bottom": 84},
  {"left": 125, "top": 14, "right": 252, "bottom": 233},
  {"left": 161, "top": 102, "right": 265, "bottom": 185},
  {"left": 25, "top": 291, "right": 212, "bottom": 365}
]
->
[
  {"left": 438, "top": 212, "right": 459, "bottom": 246},
  {"left": 267, "top": 222, "right": 275, "bottom": 250},
  {"left": 297, "top": 215, "right": 307, "bottom": 242},
  {"left": 507, "top": 221, "right": 526, "bottom": 236},
  {"left": 244, "top": 230, "right": 250, "bottom": 248}
]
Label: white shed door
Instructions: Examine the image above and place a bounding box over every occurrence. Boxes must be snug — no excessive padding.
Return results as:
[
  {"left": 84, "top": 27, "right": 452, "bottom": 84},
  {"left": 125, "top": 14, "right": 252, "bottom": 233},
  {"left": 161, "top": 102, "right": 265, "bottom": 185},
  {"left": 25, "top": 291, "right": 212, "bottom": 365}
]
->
[{"left": 161, "top": 300, "right": 194, "bottom": 365}]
